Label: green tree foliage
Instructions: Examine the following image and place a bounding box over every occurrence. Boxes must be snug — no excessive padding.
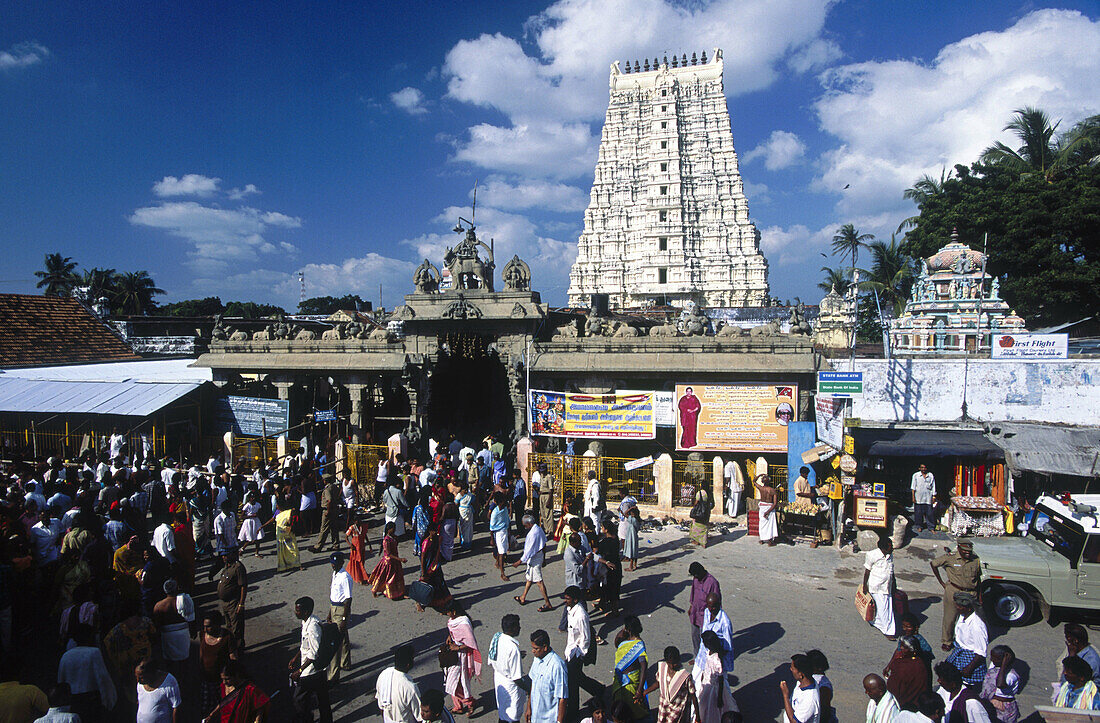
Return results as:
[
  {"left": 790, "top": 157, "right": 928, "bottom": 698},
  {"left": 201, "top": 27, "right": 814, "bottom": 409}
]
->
[
  {"left": 859, "top": 236, "right": 916, "bottom": 316},
  {"left": 831, "top": 223, "right": 874, "bottom": 274},
  {"left": 297, "top": 294, "right": 367, "bottom": 315},
  {"left": 223, "top": 301, "right": 286, "bottom": 318},
  {"left": 158, "top": 297, "right": 226, "bottom": 317},
  {"left": 817, "top": 266, "right": 851, "bottom": 295},
  {"left": 978, "top": 107, "right": 1100, "bottom": 180},
  {"left": 902, "top": 161, "right": 1100, "bottom": 326},
  {"left": 78, "top": 267, "right": 120, "bottom": 305},
  {"left": 34, "top": 253, "right": 78, "bottom": 296},
  {"left": 113, "top": 271, "right": 165, "bottom": 316}
]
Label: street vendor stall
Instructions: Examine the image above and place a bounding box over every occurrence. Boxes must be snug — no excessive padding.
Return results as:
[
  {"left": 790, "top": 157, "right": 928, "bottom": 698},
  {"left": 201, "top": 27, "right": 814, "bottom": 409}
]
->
[{"left": 947, "top": 495, "right": 1005, "bottom": 537}]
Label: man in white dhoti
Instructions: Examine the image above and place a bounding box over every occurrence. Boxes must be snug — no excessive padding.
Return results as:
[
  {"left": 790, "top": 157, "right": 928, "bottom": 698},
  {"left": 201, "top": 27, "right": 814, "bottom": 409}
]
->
[
  {"left": 488, "top": 614, "right": 526, "bottom": 723},
  {"left": 377, "top": 644, "right": 422, "bottom": 723},
  {"left": 863, "top": 537, "right": 897, "bottom": 638},
  {"left": 754, "top": 474, "right": 780, "bottom": 545}
]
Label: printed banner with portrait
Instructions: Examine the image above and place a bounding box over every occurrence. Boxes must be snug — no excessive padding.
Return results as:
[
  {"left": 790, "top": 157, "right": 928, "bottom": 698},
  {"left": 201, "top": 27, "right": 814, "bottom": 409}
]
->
[
  {"left": 528, "top": 389, "right": 655, "bottom": 439},
  {"left": 674, "top": 384, "right": 798, "bottom": 452}
]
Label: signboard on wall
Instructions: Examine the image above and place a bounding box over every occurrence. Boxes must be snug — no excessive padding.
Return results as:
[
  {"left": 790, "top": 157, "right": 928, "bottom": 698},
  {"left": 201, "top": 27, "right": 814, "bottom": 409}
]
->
[
  {"left": 815, "top": 394, "right": 848, "bottom": 451},
  {"left": 528, "top": 389, "right": 655, "bottom": 439},
  {"left": 623, "top": 390, "right": 675, "bottom": 427},
  {"left": 992, "top": 333, "right": 1068, "bottom": 360},
  {"left": 817, "top": 371, "right": 863, "bottom": 397},
  {"left": 215, "top": 396, "right": 290, "bottom": 437},
  {"left": 673, "top": 384, "right": 798, "bottom": 453}
]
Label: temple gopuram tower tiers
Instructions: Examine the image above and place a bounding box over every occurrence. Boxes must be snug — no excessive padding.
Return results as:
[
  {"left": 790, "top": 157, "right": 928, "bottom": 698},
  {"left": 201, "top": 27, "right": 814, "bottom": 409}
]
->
[{"left": 567, "top": 49, "right": 769, "bottom": 310}]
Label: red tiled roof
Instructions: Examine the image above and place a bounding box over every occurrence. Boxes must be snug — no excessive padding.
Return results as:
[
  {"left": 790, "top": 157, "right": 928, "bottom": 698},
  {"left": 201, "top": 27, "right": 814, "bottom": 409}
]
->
[{"left": 0, "top": 294, "right": 140, "bottom": 368}]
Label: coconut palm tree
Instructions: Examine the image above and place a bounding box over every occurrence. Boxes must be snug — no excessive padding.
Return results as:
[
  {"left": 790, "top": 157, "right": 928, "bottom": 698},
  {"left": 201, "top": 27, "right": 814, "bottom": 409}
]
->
[
  {"left": 113, "top": 270, "right": 165, "bottom": 316},
  {"left": 898, "top": 168, "right": 954, "bottom": 233},
  {"left": 831, "top": 224, "right": 874, "bottom": 277},
  {"left": 979, "top": 107, "right": 1100, "bottom": 179},
  {"left": 859, "top": 235, "right": 916, "bottom": 316},
  {"left": 818, "top": 266, "right": 851, "bottom": 295},
  {"left": 77, "top": 267, "right": 119, "bottom": 306},
  {"left": 34, "top": 253, "right": 79, "bottom": 296}
]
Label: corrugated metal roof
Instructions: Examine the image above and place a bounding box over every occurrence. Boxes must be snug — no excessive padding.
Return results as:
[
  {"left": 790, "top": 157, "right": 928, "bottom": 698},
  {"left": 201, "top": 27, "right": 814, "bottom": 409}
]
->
[
  {"left": 0, "top": 378, "right": 202, "bottom": 416},
  {"left": 0, "top": 358, "right": 211, "bottom": 383},
  {"left": 985, "top": 423, "right": 1100, "bottom": 477}
]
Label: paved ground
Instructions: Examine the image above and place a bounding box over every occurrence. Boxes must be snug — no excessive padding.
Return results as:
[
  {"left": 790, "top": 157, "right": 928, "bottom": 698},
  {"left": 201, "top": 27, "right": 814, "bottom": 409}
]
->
[{"left": 197, "top": 516, "right": 1067, "bottom": 722}]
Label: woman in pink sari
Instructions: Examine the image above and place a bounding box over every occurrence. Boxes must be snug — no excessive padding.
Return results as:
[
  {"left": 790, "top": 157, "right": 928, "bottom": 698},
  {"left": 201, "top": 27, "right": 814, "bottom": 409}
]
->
[{"left": 443, "top": 600, "right": 482, "bottom": 715}]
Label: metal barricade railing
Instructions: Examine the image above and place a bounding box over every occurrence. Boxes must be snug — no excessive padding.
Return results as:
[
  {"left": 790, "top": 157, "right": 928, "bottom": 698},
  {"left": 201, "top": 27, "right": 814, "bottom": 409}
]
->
[
  {"left": 526, "top": 453, "right": 659, "bottom": 507},
  {"left": 672, "top": 459, "right": 712, "bottom": 508},
  {"left": 230, "top": 436, "right": 301, "bottom": 467},
  {"left": 0, "top": 427, "right": 165, "bottom": 461},
  {"left": 345, "top": 443, "right": 391, "bottom": 499},
  {"left": 743, "top": 459, "right": 788, "bottom": 497}
]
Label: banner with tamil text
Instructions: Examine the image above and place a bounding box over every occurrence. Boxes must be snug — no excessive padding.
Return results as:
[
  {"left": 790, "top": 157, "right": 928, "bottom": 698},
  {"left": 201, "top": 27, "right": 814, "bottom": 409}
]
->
[
  {"left": 674, "top": 384, "right": 798, "bottom": 453},
  {"left": 528, "top": 389, "right": 655, "bottom": 439}
]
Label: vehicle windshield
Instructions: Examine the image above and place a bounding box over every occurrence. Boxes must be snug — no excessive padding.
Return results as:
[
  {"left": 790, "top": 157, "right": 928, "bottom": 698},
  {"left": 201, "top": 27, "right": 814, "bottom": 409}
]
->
[{"left": 1029, "top": 509, "right": 1086, "bottom": 566}]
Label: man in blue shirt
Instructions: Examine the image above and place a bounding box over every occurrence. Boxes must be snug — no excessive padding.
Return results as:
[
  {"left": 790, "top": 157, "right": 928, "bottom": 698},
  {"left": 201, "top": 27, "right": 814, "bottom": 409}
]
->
[
  {"left": 512, "top": 471, "right": 527, "bottom": 535},
  {"left": 526, "top": 629, "right": 567, "bottom": 723}
]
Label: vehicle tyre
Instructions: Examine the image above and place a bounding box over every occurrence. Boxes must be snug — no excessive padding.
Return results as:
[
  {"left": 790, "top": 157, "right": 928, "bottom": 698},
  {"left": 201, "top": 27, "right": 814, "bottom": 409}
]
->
[{"left": 987, "top": 583, "right": 1036, "bottom": 626}]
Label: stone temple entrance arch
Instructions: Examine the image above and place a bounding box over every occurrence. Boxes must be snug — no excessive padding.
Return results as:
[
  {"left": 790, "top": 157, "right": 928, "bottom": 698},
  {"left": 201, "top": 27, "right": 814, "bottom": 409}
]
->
[{"left": 427, "top": 333, "right": 514, "bottom": 446}]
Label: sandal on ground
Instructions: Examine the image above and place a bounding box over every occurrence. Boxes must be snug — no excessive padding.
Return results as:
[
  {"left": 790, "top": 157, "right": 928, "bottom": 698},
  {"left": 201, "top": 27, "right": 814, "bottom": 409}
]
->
[
  {"left": 538, "top": 604, "right": 554, "bottom": 612},
  {"left": 514, "top": 595, "right": 528, "bottom": 605}
]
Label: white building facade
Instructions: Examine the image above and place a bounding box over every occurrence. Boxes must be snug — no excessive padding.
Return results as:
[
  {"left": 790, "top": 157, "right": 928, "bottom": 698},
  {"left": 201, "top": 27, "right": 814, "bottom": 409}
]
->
[{"left": 567, "top": 49, "right": 769, "bottom": 310}]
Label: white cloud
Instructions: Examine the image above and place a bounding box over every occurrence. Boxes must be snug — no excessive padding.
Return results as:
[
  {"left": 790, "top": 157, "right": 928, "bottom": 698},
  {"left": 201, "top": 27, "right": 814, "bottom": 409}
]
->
[
  {"left": 390, "top": 86, "right": 428, "bottom": 115},
  {"left": 228, "top": 184, "right": 261, "bottom": 200},
  {"left": 813, "top": 9, "right": 1100, "bottom": 225},
  {"left": 477, "top": 177, "right": 588, "bottom": 213},
  {"left": 153, "top": 174, "right": 221, "bottom": 198},
  {"left": 443, "top": 0, "right": 836, "bottom": 179},
  {"left": 0, "top": 41, "right": 49, "bottom": 70},
  {"left": 787, "top": 38, "right": 841, "bottom": 74},
  {"left": 295, "top": 254, "right": 418, "bottom": 305},
  {"left": 743, "top": 130, "right": 807, "bottom": 170},
  {"left": 129, "top": 201, "right": 302, "bottom": 273},
  {"left": 759, "top": 223, "right": 835, "bottom": 266}
]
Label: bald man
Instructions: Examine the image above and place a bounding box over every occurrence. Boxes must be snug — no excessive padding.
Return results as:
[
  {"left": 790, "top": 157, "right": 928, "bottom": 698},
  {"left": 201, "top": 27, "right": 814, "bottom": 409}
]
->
[{"left": 864, "top": 673, "right": 900, "bottom": 723}]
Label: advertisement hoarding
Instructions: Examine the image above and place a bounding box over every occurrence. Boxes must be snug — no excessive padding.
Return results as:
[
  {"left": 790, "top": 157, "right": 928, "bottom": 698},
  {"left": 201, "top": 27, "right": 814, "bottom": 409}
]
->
[
  {"left": 673, "top": 384, "right": 798, "bottom": 453},
  {"left": 992, "top": 333, "right": 1068, "bottom": 360},
  {"left": 215, "top": 396, "right": 290, "bottom": 437},
  {"left": 528, "top": 389, "right": 655, "bottom": 439}
]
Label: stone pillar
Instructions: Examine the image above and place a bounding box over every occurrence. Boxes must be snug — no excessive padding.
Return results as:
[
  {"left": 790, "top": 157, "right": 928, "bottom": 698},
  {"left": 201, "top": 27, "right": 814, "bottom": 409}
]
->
[
  {"left": 277, "top": 435, "right": 287, "bottom": 462},
  {"left": 346, "top": 384, "right": 365, "bottom": 444},
  {"left": 516, "top": 437, "right": 534, "bottom": 481},
  {"left": 654, "top": 453, "right": 673, "bottom": 513},
  {"left": 712, "top": 456, "right": 725, "bottom": 518},
  {"left": 273, "top": 381, "right": 294, "bottom": 401},
  {"left": 334, "top": 439, "right": 346, "bottom": 478},
  {"left": 223, "top": 432, "right": 235, "bottom": 469}
]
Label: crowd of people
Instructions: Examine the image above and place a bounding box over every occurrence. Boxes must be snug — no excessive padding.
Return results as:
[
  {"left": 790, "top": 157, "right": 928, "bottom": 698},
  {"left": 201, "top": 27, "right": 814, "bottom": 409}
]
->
[{"left": 0, "top": 431, "right": 1095, "bottom": 723}]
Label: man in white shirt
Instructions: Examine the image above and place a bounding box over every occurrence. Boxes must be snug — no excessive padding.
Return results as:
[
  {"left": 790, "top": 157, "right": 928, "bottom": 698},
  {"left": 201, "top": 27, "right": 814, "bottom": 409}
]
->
[
  {"left": 782, "top": 653, "right": 821, "bottom": 723},
  {"left": 583, "top": 471, "right": 604, "bottom": 531},
  {"left": 512, "top": 515, "right": 552, "bottom": 611},
  {"left": 894, "top": 692, "right": 945, "bottom": 723},
  {"left": 377, "top": 644, "right": 422, "bottom": 723},
  {"left": 30, "top": 509, "right": 62, "bottom": 568},
  {"left": 57, "top": 624, "right": 117, "bottom": 717},
  {"left": 863, "top": 537, "right": 896, "bottom": 637},
  {"left": 863, "top": 674, "right": 900, "bottom": 723},
  {"left": 152, "top": 520, "right": 177, "bottom": 565},
  {"left": 910, "top": 464, "right": 936, "bottom": 532},
  {"left": 327, "top": 552, "right": 353, "bottom": 682},
  {"left": 489, "top": 615, "right": 525, "bottom": 723},
  {"left": 562, "top": 586, "right": 601, "bottom": 719},
  {"left": 290, "top": 597, "right": 332, "bottom": 723},
  {"left": 24, "top": 482, "right": 47, "bottom": 515},
  {"left": 950, "top": 593, "right": 988, "bottom": 687},
  {"left": 419, "top": 464, "right": 438, "bottom": 489},
  {"left": 724, "top": 458, "right": 743, "bottom": 518},
  {"left": 934, "top": 662, "right": 991, "bottom": 723},
  {"left": 108, "top": 428, "right": 126, "bottom": 461}
]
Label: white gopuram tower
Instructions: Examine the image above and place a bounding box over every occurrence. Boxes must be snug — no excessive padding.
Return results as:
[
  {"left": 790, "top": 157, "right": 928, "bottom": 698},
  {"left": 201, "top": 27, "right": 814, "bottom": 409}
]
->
[{"left": 567, "top": 49, "right": 770, "bottom": 310}]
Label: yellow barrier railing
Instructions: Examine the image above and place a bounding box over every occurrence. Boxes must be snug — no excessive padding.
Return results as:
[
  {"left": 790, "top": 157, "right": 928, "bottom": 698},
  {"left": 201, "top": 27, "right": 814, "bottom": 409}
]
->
[
  {"left": 345, "top": 443, "right": 391, "bottom": 499},
  {"left": 526, "top": 453, "right": 658, "bottom": 506},
  {"left": 230, "top": 436, "right": 301, "bottom": 466},
  {"left": 0, "top": 427, "right": 165, "bottom": 461}
]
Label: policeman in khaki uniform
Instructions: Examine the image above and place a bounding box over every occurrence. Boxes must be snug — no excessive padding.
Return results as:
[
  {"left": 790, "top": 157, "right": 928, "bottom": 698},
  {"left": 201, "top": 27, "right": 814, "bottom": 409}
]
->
[{"left": 930, "top": 539, "right": 981, "bottom": 651}]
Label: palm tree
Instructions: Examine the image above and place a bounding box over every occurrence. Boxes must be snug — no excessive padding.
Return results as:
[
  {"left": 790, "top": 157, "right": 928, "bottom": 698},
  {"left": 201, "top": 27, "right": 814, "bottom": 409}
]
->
[
  {"left": 898, "top": 168, "right": 953, "bottom": 233},
  {"left": 859, "top": 235, "right": 916, "bottom": 316},
  {"left": 831, "top": 224, "right": 874, "bottom": 277},
  {"left": 78, "top": 267, "right": 119, "bottom": 306},
  {"left": 818, "top": 266, "right": 851, "bottom": 296},
  {"left": 34, "top": 253, "right": 78, "bottom": 296},
  {"left": 113, "top": 270, "right": 165, "bottom": 316},
  {"left": 979, "top": 107, "right": 1100, "bottom": 179}
]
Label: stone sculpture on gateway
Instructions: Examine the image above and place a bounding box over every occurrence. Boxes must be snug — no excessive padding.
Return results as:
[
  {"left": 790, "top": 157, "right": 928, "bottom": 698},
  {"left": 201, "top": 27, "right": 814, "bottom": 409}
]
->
[{"left": 567, "top": 48, "right": 770, "bottom": 310}]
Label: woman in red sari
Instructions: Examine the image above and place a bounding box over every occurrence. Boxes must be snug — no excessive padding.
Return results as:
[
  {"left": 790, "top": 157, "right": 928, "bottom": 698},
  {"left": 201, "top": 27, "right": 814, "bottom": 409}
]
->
[
  {"left": 345, "top": 515, "right": 371, "bottom": 585},
  {"left": 205, "top": 659, "right": 269, "bottom": 723},
  {"left": 418, "top": 527, "right": 453, "bottom": 613},
  {"left": 367, "top": 522, "right": 407, "bottom": 600}
]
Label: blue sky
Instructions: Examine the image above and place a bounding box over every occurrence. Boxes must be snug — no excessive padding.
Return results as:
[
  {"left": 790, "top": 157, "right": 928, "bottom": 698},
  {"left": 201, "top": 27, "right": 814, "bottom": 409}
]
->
[{"left": 2, "top": 1, "right": 1098, "bottom": 311}]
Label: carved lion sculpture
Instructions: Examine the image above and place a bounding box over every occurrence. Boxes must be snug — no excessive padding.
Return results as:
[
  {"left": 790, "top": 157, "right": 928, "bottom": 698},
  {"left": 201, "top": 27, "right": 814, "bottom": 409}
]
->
[
  {"left": 252, "top": 327, "right": 273, "bottom": 341},
  {"left": 553, "top": 322, "right": 579, "bottom": 338},
  {"left": 716, "top": 322, "right": 746, "bottom": 337},
  {"left": 749, "top": 319, "right": 782, "bottom": 337},
  {"left": 649, "top": 323, "right": 681, "bottom": 337},
  {"left": 368, "top": 327, "right": 394, "bottom": 342},
  {"left": 321, "top": 327, "right": 342, "bottom": 341},
  {"left": 295, "top": 329, "right": 317, "bottom": 341},
  {"left": 228, "top": 330, "right": 249, "bottom": 342}
]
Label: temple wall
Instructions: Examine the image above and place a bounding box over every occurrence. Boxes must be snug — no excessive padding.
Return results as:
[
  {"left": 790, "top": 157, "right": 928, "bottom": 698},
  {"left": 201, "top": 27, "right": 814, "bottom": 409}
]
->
[{"left": 847, "top": 358, "right": 1100, "bottom": 425}]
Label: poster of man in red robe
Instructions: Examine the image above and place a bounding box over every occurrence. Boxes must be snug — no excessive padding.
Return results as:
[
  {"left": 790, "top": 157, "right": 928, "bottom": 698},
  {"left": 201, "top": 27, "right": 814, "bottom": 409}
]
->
[{"left": 677, "top": 386, "right": 702, "bottom": 448}]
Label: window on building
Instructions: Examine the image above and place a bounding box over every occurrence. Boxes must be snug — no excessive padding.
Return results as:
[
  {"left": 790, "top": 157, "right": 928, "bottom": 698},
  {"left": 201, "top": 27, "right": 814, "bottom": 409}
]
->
[
  {"left": 659, "top": 237, "right": 668, "bottom": 251},
  {"left": 662, "top": 89, "right": 667, "bottom": 97},
  {"left": 660, "top": 162, "right": 667, "bottom": 172},
  {"left": 661, "top": 105, "right": 667, "bottom": 112},
  {"left": 658, "top": 268, "right": 668, "bottom": 284},
  {"left": 660, "top": 121, "right": 667, "bottom": 129},
  {"left": 658, "top": 210, "right": 667, "bottom": 222},
  {"left": 659, "top": 185, "right": 668, "bottom": 195},
  {"left": 660, "top": 140, "right": 667, "bottom": 149}
]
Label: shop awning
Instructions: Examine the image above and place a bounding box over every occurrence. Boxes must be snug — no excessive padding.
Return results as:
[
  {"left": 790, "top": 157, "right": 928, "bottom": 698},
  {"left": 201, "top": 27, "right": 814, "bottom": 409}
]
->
[
  {"left": 0, "top": 377, "right": 202, "bottom": 417},
  {"left": 852, "top": 427, "right": 1004, "bottom": 460},
  {"left": 985, "top": 423, "right": 1100, "bottom": 477}
]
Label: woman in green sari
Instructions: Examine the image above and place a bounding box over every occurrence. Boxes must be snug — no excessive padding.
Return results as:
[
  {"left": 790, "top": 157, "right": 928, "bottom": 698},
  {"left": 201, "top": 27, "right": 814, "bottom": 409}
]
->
[{"left": 611, "top": 615, "right": 649, "bottom": 720}]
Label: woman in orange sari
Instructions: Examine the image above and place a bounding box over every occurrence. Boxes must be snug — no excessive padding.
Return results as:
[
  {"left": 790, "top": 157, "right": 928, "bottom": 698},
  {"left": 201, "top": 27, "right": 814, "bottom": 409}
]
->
[
  {"left": 367, "top": 522, "right": 407, "bottom": 600},
  {"left": 345, "top": 515, "right": 371, "bottom": 585}
]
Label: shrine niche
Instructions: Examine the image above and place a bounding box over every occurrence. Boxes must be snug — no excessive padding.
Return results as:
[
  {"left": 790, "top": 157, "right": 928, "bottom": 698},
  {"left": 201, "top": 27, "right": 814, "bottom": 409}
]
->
[{"left": 890, "top": 230, "right": 1026, "bottom": 356}]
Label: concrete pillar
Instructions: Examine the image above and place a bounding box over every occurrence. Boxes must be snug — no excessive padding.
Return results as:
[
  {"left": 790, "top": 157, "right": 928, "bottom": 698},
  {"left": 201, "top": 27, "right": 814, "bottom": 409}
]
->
[
  {"left": 655, "top": 453, "right": 673, "bottom": 512},
  {"left": 516, "top": 437, "right": 533, "bottom": 481},
  {"left": 388, "top": 433, "right": 407, "bottom": 463},
  {"left": 223, "top": 432, "right": 234, "bottom": 469},
  {"left": 277, "top": 435, "right": 287, "bottom": 462},
  {"left": 712, "top": 456, "right": 725, "bottom": 517},
  {"left": 346, "top": 384, "right": 365, "bottom": 444},
  {"left": 334, "top": 439, "right": 346, "bottom": 478},
  {"left": 273, "top": 381, "right": 294, "bottom": 401}
]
